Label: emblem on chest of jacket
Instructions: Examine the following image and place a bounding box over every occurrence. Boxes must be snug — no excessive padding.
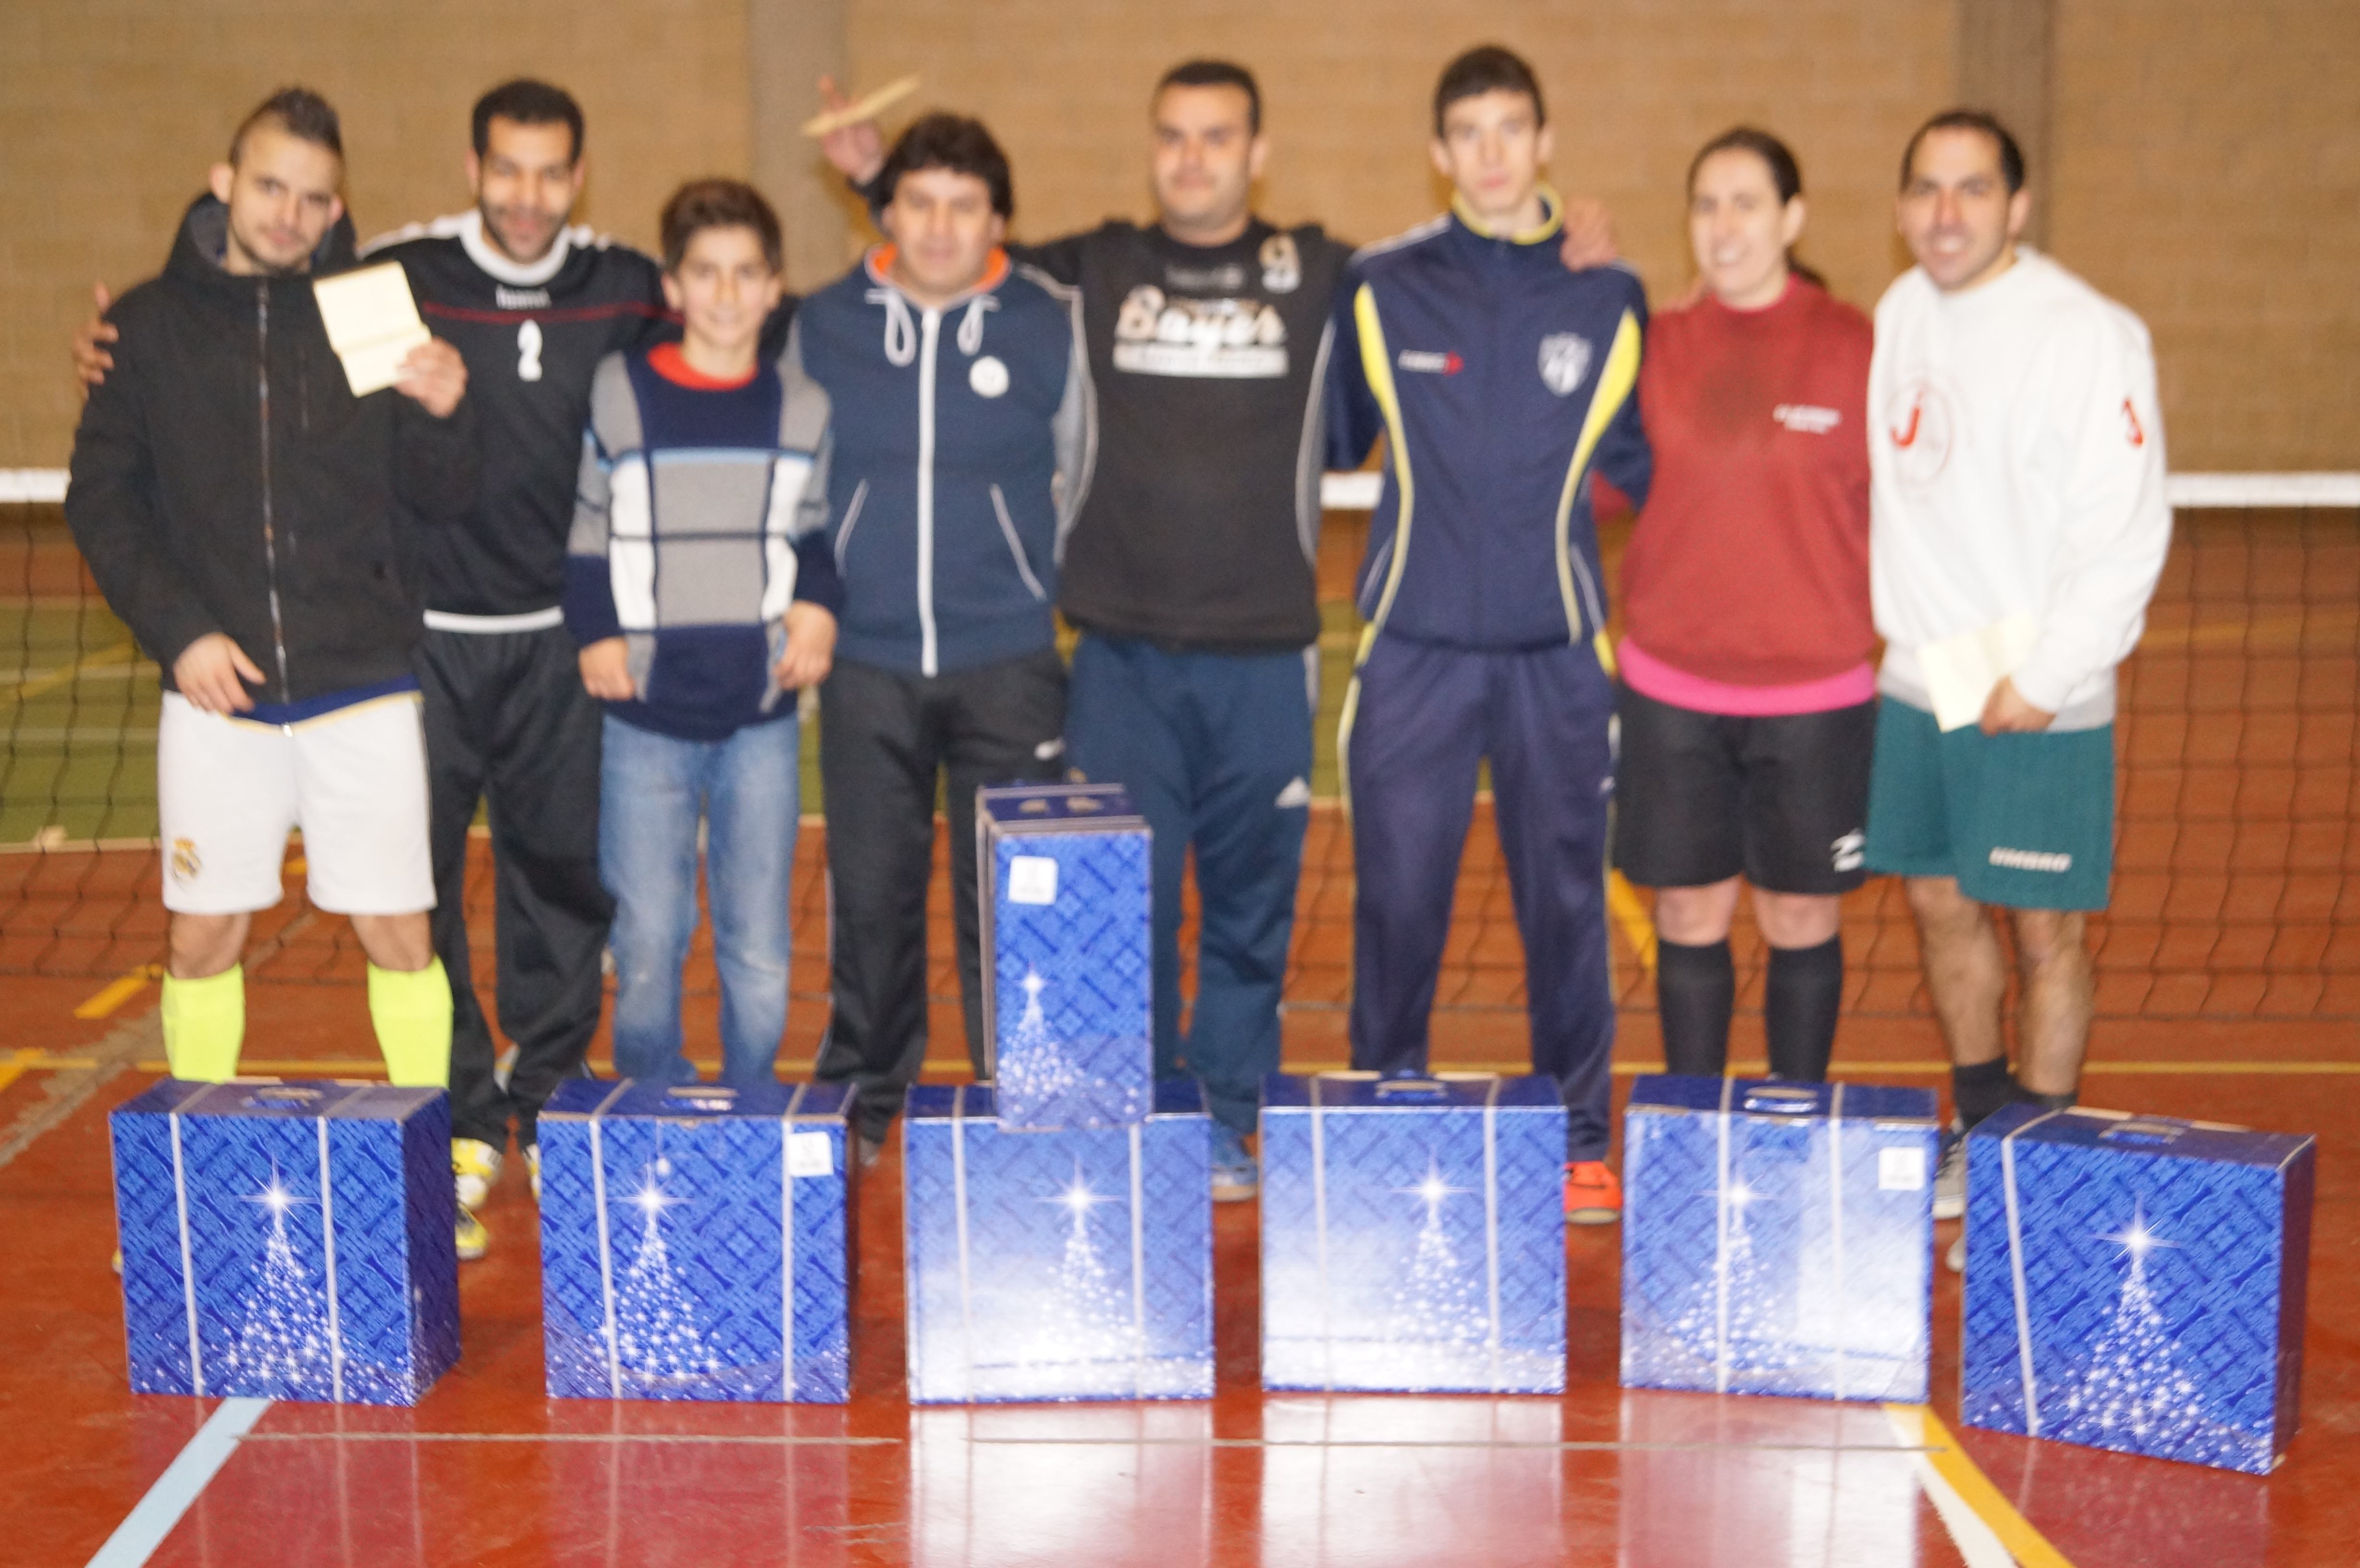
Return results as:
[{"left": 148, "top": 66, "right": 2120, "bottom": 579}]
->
[{"left": 1537, "top": 332, "right": 1592, "bottom": 396}]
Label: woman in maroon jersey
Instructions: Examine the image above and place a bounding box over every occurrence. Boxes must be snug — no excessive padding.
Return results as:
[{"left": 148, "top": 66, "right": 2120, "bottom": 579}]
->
[{"left": 1612, "top": 127, "right": 1875, "bottom": 1082}]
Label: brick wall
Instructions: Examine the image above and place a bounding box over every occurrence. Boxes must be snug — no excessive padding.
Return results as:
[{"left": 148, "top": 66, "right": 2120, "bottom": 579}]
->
[
  {"left": 2049, "top": 0, "right": 2360, "bottom": 469},
  {"left": 840, "top": 0, "right": 1950, "bottom": 327},
  {"left": 5, "top": 0, "right": 2355, "bottom": 471},
  {"left": 0, "top": 0, "right": 752, "bottom": 468}
]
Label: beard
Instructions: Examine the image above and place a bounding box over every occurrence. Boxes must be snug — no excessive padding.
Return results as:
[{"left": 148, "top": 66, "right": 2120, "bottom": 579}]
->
[{"left": 479, "top": 200, "right": 566, "bottom": 264}]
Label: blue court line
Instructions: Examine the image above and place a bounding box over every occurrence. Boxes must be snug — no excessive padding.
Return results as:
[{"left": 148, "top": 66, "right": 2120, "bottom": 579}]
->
[{"left": 85, "top": 1397, "right": 271, "bottom": 1568}]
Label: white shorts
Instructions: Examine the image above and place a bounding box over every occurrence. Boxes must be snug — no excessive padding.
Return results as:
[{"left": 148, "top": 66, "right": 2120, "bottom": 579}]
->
[{"left": 157, "top": 689, "right": 436, "bottom": 917}]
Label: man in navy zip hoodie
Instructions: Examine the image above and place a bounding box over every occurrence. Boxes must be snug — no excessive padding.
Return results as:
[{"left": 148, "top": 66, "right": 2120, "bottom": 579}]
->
[
  {"left": 67, "top": 90, "right": 479, "bottom": 1106},
  {"left": 1328, "top": 48, "right": 1652, "bottom": 1225},
  {"left": 794, "top": 116, "right": 1094, "bottom": 1153}
]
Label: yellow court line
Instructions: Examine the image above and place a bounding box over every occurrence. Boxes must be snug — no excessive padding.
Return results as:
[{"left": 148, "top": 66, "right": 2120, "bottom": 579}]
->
[
  {"left": 1607, "top": 870, "right": 1658, "bottom": 974},
  {"left": 0, "top": 1049, "right": 99, "bottom": 1089},
  {"left": 1891, "top": 1403, "right": 2077, "bottom": 1568},
  {"left": 0, "top": 639, "right": 137, "bottom": 705},
  {"left": 74, "top": 964, "right": 164, "bottom": 1020}
]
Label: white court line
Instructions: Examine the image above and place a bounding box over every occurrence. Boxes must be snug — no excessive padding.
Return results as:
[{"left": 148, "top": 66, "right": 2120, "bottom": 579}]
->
[
  {"left": 85, "top": 1397, "right": 271, "bottom": 1568},
  {"left": 1885, "top": 1405, "right": 2014, "bottom": 1568}
]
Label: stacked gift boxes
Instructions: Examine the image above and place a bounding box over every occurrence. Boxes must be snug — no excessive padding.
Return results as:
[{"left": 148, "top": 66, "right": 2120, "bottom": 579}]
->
[
  {"left": 1259, "top": 1072, "right": 1568, "bottom": 1394},
  {"left": 538, "top": 1078, "right": 854, "bottom": 1403},
  {"left": 1620, "top": 1076, "right": 1938, "bottom": 1404},
  {"left": 976, "top": 783, "right": 1155, "bottom": 1130},
  {"left": 111, "top": 1079, "right": 459, "bottom": 1405},
  {"left": 902, "top": 782, "right": 1211, "bottom": 1403},
  {"left": 1960, "top": 1104, "right": 2314, "bottom": 1473}
]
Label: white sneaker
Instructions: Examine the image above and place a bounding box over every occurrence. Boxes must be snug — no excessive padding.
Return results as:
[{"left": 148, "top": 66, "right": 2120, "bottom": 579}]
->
[
  {"left": 1945, "top": 1233, "right": 1966, "bottom": 1274},
  {"left": 525, "top": 1143, "right": 541, "bottom": 1201},
  {"left": 1932, "top": 1123, "right": 1967, "bottom": 1222},
  {"left": 453, "top": 1138, "right": 502, "bottom": 1212}
]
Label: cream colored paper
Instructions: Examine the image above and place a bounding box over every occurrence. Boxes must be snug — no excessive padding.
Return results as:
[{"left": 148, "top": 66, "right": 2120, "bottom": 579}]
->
[
  {"left": 312, "top": 263, "right": 430, "bottom": 396},
  {"left": 1918, "top": 613, "right": 2039, "bottom": 732},
  {"left": 800, "top": 75, "right": 920, "bottom": 137}
]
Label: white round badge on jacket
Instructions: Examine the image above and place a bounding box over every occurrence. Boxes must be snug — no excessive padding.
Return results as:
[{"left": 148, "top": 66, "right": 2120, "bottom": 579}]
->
[{"left": 969, "top": 355, "right": 1009, "bottom": 398}]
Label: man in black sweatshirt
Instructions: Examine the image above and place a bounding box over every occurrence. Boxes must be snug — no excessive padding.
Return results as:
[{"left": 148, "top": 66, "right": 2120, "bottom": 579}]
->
[
  {"left": 822, "top": 61, "right": 1615, "bottom": 1199},
  {"left": 67, "top": 89, "right": 478, "bottom": 1142},
  {"left": 77, "top": 81, "right": 666, "bottom": 1261}
]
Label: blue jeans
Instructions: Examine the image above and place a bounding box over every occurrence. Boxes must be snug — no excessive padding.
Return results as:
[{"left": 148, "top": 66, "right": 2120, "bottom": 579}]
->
[
  {"left": 599, "top": 712, "right": 800, "bottom": 1089},
  {"left": 1064, "top": 634, "right": 1315, "bottom": 1139}
]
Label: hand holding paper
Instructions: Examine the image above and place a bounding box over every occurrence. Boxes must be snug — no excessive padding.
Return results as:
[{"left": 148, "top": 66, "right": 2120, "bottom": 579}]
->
[
  {"left": 1918, "top": 612, "right": 2039, "bottom": 732},
  {"left": 392, "top": 338, "right": 467, "bottom": 418},
  {"left": 312, "top": 262, "right": 431, "bottom": 396}
]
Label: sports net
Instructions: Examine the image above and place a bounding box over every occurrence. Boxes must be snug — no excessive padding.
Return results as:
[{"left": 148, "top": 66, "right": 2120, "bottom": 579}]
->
[{"left": 5, "top": 499, "right": 2356, "bottom": 1022}]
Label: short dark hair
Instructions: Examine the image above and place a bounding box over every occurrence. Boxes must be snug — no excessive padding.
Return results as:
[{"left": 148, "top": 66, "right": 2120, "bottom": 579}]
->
[
  {"left": 1900, "top": 109, "right": 2026, "bottom": 195},
  {"left": 1433, "top": 45, "right": 1545, "bottom": 136},
  {"left": 658, "top": 179, "right": 783, "bottom": 273},
  {"left": 472, "top": 79, "right": 585, "bottom": 165},
  {"left": 228, "top": 87, "right": 343, "bottom": 167},
  {"left": 1689, "top": 126, "right": 1825, "bottom": 289},
  {"left": 876, "top": 113, "right": 1014, "bottom": 220},
  {"left": 1155, "top": 59, "right": 1262, "bottom": 136}
]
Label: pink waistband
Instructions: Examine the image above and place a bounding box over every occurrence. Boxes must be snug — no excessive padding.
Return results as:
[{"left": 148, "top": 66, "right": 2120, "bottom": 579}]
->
[{"left": 1619, "top": 639, "right": 1877, "bottom": 717}]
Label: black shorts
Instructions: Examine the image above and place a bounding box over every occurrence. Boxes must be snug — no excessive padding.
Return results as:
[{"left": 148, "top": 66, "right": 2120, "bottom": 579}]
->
[{"left": 1612, "top": 684, "right": 1875, "bottom": 895}]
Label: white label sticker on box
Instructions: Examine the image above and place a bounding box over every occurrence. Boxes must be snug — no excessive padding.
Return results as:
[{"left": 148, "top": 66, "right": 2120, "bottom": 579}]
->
[
  {"left": 787, "top": 1131, "right": 835, "bottom": 1176},
  {"left": 1879, "top": 1146, "right": 1927, "bottom": 1191},
  {"left": 1007, "top": 855, "right": 1059, "bottom": 906}
]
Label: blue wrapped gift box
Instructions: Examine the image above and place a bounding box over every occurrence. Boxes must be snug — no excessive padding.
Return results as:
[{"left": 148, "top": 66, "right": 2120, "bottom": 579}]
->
[
  {"left": 977, "top": 783, "right": 1152, "bottom": 1131},
  {"left": 111, "top": 1079, "right": 458, "bottom": 1404},
  {"left": 904, "top": 1081, "right": 1211, "bottom": 1403},
  {"left": 1961, "top": 1104, "right": 2315, "bottom": 1473},
  {"left": 539, "top": 1079, "right": 853, "bottom": 1403},
  {"left": 1259, "top": 1073, "right": 1567, "bottom": 1394},
  {"left": 1620, "top": 1077, "right": 1937, "bottom": 1404}
]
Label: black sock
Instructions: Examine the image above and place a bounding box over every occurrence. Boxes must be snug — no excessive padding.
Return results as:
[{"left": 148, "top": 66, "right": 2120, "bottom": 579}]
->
[
  {"left": 1657, "top": 938, "right": 1734, "bottom": 1077},
  {"left": 1952, "top": 1057, "right": 2021, "bottom": 1130},
  {"left": 1764, "top": 936, "right": 1843, "bottom": 1083},
  {"left": 2018, "top": 1087, "right": 2078, "bottom": 1111}
]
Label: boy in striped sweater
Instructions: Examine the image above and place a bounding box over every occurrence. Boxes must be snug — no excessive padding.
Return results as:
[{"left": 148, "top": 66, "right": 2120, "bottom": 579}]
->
[{"left": 564, "top": 181, "right": 842, "bottom": 1087}]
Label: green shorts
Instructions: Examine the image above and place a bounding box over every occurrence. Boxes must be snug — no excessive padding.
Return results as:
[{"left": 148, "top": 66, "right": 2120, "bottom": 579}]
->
[{"left": 1863, "top": 697, "right": 2114, "bottom": 911}]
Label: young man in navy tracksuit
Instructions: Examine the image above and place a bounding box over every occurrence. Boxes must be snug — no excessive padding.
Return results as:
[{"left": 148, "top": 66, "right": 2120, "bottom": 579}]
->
[
  {"left": 794, "top": 117, "right": 1094, "bottom": 1154},
  {"left": 1327, "top": 47, "right": 1653, "bottom": 1224}
]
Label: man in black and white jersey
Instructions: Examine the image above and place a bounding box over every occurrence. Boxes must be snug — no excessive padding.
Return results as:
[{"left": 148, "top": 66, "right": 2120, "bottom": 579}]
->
[
  {"left": 80, "top": 79, "right": 670, "bottom": 1260},
  {"left": 356, "top": 83, "right": 680, "bottom": 1255},
  {"left": 822, "top": 62, "right": 1611, "bottom": 1199}
]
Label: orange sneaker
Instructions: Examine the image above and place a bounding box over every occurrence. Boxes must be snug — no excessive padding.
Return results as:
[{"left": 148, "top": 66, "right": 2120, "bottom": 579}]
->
[{"left": 1563, "top": 1161, "right": 1622, "bottom": 1225}]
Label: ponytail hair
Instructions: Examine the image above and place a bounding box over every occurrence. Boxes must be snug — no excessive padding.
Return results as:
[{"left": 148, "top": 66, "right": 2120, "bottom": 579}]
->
[{"left": 1687, "top": 126, "right": 1824, "bottom": 289}]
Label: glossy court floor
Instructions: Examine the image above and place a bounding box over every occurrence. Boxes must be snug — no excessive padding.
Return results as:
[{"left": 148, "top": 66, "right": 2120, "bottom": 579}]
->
[{"left": 5, "top": 885, "right": 2356, "bottom": 1568}]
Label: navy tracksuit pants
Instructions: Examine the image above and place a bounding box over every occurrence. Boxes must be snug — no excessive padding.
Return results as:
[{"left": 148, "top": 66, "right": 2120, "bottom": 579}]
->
[
  {"left": 1344, "top": 634, "right": 1617, "bottom": 1161},
  {"left": 1065, "top": 633, "right": 1316, "bottom": 1139}
]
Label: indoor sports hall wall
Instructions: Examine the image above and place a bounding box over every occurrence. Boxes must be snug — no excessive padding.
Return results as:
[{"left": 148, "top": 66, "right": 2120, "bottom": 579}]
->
[{"left": 2, "top": 0, "right": 2354, "bottom": 469}]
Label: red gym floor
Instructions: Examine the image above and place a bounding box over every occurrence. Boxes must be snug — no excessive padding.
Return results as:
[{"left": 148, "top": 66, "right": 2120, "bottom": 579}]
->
[{"left": 4, "top": 914, "right": 2356, "bottom": 1565}]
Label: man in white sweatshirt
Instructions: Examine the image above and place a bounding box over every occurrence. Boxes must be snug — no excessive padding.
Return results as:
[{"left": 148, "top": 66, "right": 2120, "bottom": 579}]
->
[{"left": 1863, "top": 110, "right": 2170, "bottom": 1218}]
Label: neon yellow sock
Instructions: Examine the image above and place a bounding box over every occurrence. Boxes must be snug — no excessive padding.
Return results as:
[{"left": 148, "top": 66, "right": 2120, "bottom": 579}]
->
[
  {"left": 161, "top": 967, "right": 245, "bottom": 1081},
  {"left": 369, "top": 958, "right": 453, "bottom": 1088}
]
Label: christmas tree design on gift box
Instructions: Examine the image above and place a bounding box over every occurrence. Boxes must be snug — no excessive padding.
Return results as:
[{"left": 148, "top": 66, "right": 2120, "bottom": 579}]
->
[
  {"left": 2049, "top": 1203, "right": 2222, "bottom": 1462},
  {"left": 999, "top": 968, "right": 1084, "bottom": 1113},
  {"left": 1664, "top": 1173, "right": 1805, "bottom": 1381},
  {"left": 1384, "top": 1156, "right": 1488, "bottom": 1377},
  {"left": 612, "top": 1152, "right": 724, "bottom": 1392},
  {"left": 219, "top": 1163, "right": 337, "bottom": 1399},
  {"left": 1009, "top": 1158, "right": 1143, "bottom": 1389}
]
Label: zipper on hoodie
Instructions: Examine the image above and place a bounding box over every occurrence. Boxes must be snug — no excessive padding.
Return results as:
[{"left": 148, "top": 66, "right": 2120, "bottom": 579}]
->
[
  {"left": 256, "top": 282, "right": 292, "bottom": 701},
  {"left": 916, "top": 307, "right": 941, "bottom": 676}
]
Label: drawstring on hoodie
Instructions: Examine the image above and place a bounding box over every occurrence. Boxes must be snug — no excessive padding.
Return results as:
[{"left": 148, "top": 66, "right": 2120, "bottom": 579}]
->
[
  {"left": 956, "top": 295, "right": 996, "bottom": 355},
  {"left": 869, "top": 284, "right": 999, "bottom": 363},
  {"left": 870, "top": 288, "right": 917, "bottom": 366}
]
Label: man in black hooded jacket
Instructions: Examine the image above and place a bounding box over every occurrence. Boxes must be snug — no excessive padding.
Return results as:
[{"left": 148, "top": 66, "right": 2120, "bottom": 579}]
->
[{"left": 66, "top": 89, "right": 479, "bottom": 1145}]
